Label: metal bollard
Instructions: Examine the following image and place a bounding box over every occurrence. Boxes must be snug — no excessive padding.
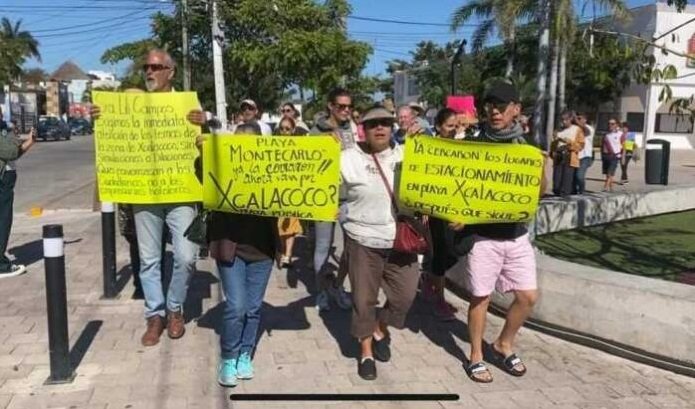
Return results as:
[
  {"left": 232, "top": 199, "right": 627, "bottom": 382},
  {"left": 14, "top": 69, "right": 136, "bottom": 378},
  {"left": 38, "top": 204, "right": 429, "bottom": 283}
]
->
[
  {"left": 43, "top": 224, "right": 75, "bottom": 385},
  {"left": 101, "top": 202, "right": 117, "bottom": 299}
]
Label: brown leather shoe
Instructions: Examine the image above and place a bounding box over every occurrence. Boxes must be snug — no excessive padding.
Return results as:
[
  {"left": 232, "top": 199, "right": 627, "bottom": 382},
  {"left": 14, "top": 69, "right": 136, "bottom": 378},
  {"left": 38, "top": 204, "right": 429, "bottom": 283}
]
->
[
  {"left": 141, "top": 316, "right": 164, "bottom": 346},
  {"left": 167, "top": 310, "right": 186, "bottom": 339}
]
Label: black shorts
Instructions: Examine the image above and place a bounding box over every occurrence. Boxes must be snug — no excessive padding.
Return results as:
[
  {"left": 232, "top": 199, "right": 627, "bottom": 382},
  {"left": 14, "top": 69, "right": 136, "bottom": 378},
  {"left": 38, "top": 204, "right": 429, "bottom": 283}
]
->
[{"left": 602, "top": 155, "right": 619, "bottom": 176}]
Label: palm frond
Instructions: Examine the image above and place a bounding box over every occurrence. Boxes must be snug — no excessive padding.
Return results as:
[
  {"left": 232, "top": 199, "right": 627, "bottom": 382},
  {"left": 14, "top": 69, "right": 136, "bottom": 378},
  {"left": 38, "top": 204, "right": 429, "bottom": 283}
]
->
[
  {"left": 471, "top": 19, "right": 495, "bottom": 53},
  {"left": 450, "top": 0, "right": 493, "bottom": 31}
]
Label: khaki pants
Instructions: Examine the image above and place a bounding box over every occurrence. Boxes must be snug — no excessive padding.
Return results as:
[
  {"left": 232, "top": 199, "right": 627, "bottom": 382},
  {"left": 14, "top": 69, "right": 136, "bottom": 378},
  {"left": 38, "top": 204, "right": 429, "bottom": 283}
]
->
[{"left": 344, "top": 234, "right": 419, "bottom": 339}]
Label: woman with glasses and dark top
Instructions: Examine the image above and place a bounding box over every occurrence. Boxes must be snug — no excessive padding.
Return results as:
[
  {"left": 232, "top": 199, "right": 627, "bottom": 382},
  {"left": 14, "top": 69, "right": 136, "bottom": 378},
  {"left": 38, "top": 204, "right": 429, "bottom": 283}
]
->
[
  {"left": 207, "top": 122, "right": 279, "bottom": 387},
  {"left": 273, "top": 117, "right": 306, "bottom": 268},
  {"left": 551, "top": 111, "right": 585, "bottom": 197},
  {"left": 341, "top": 105, "right": 420, "bottom": 380},
  {"left": 309, "top": 87, "right": 356, "bottom": 312},
  {"left": 280, "top": 102, "right": 309, "bottom": 133},
  {"left": 420, "top": 108, "right": 460, "bottom": 321},
  {"left": 602, "top": 118, "right": 624, "bottom": 192}
]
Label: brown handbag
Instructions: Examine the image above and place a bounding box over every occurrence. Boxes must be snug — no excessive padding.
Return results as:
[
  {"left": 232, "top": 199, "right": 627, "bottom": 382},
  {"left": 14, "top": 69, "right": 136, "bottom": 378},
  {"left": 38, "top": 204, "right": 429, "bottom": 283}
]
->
[{"left": 371, "top": 153, "right": 430, "bottom": 255}]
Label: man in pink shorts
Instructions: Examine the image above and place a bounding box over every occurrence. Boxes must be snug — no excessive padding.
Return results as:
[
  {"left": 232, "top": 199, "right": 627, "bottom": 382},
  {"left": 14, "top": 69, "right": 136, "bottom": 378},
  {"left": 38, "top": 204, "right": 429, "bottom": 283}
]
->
[{"left": 454, "top": 81, "right": 544, "bottom": 383}]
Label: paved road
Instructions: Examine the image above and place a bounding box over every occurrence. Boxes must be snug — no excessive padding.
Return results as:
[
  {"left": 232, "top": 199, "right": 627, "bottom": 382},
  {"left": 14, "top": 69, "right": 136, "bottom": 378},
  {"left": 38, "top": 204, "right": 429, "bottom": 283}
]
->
[{"left": 13, "top": 134, "right": 96, "bottom": 213}]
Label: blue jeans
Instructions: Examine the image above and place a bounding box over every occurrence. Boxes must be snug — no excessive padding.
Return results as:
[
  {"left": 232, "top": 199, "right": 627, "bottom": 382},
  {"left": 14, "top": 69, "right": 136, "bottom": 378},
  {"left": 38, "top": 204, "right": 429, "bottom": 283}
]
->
[
  {"left": 313, "top": 221, "right": 335, "bottom": 274},
  {"left": 133, "top": 203, "right": 199, "bottom": 318},
  {"left": 218, "top": 257, "right": 273, "bottom": 359},
  {"left": 574, "top": 157, "right": 593, "bottom": 194}
]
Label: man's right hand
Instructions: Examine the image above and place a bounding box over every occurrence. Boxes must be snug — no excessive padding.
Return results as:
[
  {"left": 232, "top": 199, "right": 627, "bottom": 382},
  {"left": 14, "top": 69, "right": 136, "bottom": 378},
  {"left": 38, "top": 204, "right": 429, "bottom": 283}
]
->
[
  {"left": 90, "top": 105, "right": 101, "bottom": 120},
  {"left": 187, "top": 110, "right": 206, "bottom": 126}
]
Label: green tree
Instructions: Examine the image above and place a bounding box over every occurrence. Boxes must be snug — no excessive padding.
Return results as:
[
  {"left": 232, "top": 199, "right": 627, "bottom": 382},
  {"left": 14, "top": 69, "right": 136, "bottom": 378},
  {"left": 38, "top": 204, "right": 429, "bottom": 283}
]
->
[
  {"left": 20, "top": 67, "right": 47, "bottom": 84},
  {"left": 0, "top": 18, "right": 41, "bottom": 86},
  {"left": 450, "top": 0, "right": 535, "bottom": 78}
]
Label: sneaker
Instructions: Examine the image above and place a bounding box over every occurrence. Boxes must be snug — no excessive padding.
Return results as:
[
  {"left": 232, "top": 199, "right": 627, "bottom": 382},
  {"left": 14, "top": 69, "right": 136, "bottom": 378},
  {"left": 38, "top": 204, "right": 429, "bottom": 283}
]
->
[
  {"left": 328, "top": 286, "right": 352, "bottom": 310},
  {"left": 358, "top": 357, "right": 377, "bottom": 380},
  {"left": 433, "top": 299, "right": 457, "bottom": 321},
  {"left": 0, "top": 264, "right": 26, "bottom": 279},
  {"left": 280, "top": 255, "right": 291, "bottom": 268},
  {"left": 622, "top": 180, "right": 629, "bottom": 185},
  {"left": 372, "top": 335, "right": 391, "bottom": 362},
  {"left": 236, "top": 352, "right": 254, "bottom": 379},
  {"left": 316, "top": 291, "right": 331, "bottom": 312},
  {"left": 217, "top": 358, "right": 238, "bottom": 387}
]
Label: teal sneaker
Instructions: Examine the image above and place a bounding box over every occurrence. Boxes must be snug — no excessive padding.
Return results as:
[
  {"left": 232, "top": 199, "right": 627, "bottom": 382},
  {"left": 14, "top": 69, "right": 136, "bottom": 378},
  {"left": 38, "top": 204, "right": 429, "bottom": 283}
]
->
[
  {"left": 217, "top": 358, "right": 238, "bottom": 387},
  {"left": 236, "top": 352, "right": 254, "bottom": 379}
]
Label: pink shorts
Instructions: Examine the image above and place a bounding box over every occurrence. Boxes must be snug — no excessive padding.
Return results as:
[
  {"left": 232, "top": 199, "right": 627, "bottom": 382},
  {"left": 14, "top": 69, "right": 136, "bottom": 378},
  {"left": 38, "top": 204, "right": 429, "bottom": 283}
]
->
[{"left": 464, "top": 234, "right": 537, "bottom": 297}]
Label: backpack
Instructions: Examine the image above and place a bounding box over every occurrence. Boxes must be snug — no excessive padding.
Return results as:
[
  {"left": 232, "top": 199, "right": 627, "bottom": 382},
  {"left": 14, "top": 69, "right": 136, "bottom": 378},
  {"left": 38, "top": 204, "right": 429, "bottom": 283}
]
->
[{"left": 0, "top": 129, "right": 21, "bottom": 178}]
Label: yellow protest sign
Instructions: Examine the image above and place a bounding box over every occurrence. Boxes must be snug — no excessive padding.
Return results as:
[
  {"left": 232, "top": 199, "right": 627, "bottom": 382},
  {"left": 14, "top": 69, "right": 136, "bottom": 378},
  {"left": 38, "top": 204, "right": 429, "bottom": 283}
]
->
[
  {"left": 203, "top": 134, "right": 340, "bottom": 221},
  {"left": 93, "top": 91, "right": 202, "bottom": 204},
  {"left": 399, "top": 136, "right": 543, "bottom": 224}
]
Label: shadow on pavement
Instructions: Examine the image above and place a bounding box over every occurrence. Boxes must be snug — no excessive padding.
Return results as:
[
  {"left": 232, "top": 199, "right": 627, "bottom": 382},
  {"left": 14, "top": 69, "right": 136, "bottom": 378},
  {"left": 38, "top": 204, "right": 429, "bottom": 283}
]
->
[
  {"left": 184, "top": 270, "right": 218, "bottom": 323},
  {"left": 9, "top": 238, "right": 82, "bottom": 268},
  {"left": 70, "top": 320, "right": 102, "bottom": 370}
]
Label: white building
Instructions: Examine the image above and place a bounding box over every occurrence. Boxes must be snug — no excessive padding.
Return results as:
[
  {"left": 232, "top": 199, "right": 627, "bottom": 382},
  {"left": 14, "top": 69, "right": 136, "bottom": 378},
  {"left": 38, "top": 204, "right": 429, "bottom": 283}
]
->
[{"left": 599, "top": 1, "right": 695, "bottom": 149}]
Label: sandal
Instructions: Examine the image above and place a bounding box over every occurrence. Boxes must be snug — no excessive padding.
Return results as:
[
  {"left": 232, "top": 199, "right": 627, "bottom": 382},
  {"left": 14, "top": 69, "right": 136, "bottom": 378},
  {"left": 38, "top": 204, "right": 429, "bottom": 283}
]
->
[
  {"left": 490, "top": 344, "right": 527, "bottom": 377},
  {"left": 465, "top": 361, "right": 493, "bottom": 383}
]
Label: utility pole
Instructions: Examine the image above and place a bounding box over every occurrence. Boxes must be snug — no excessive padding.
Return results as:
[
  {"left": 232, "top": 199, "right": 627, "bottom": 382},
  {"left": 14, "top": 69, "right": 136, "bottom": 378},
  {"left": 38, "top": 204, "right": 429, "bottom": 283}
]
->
[
  {"left": 181, "top": 0, "right": 191, "bottom": 91},
  {"left": 211, "top": 0, "right": 227, "bottom": 125},
  {"left": 450, "top": 39, "right": 467, "bottom": 95},
  {"left": 533, "top": 0, "right": 551, "bottom": 150}
]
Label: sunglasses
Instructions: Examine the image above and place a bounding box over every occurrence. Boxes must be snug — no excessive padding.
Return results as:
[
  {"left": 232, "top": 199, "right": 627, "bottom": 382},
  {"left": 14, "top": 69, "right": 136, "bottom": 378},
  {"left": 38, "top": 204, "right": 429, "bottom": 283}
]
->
[
  {"left": 333, "top": 103, "right": 352, "bottom": 111},
  {"left": 484, "top": 101, "right": 512, "bottom": 112},
  {"left": 241, "top": 105, "right": 257, "bottom": 111},
  {"left": 364, "top": 119, "right": 392, "bottom": 129},
  {"left": 281, "top": 108, "right": 294, "bottom": 113},
  {"left": 142, "top": 64, "right": 171, "bottom": 72}
]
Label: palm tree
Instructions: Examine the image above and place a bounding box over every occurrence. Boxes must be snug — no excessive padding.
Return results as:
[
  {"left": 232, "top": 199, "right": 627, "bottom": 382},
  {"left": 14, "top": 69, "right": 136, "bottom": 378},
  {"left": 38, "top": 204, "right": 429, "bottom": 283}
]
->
[
  {"left": 0, "top": 18, "right": 41, "bottom": 84},
  {"left": 450, "top": 0, "right": 535, "bottom": 78}
]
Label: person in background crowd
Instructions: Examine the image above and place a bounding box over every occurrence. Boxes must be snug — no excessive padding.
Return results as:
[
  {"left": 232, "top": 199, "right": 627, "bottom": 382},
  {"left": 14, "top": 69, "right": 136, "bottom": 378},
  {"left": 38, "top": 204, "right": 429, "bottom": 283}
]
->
[
  {"left": 0, "top": 113, "right": 35, "bottom": 278},
  {"left": 620, "top": 122, "right": 636, "bottom": 185},
  {"left": 352, "top": 109, "right": 365, "bottom": 142},
  {"left": 421, "top": 107, "right": 459, "bottom": 321},
  {"left": 274, "top": 117, "right": 305, "bottom": 268},
  {"left": 393, "top": 105, "right": 432, "bottom": 145},
  {"left": 602, "top": 118, "right": 623, "bottom": 192},
  {"left": 280, "top": 102, "right": 309, "bottom": 133},
  {"left": 310, "top": 87, "right": 356, "bottom": 312},
  {"left": 206, "top": 122, "right": 278, "bottom": 387},
  {"left": 91, "top": 49, "right": 201, "bottom": 346},
  {"left": 454, "top": 81, "right": 544, "bottom": 383},
  {"left": 574, "top": 113, "right": 594, "bottom": 194},
  {"left": 551, "top": 111, "right": 585, "bottom": 197},
  {"left": 518, "top": 114, "right": 531, "bottom": 135},
  {"left": 340, "top": 105, "right": 420, "bottom": 380},
  {"left": 235, "top": 99, "right": 272, "bottom": 136},
  {"left": 408, "top": 101, "right": 433, "bottom": 134}
]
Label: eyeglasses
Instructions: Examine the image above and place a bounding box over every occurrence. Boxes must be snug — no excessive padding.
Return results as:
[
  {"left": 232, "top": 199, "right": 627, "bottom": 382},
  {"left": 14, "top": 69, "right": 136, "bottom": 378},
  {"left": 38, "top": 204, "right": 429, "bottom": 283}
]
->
[
  {"left": 364, "top": 119, "right": 392, "bottom": 129},
  {"left": 281, "top": 108, "right": 294, "bottom": 113},
  {"left": 142, "top": 64, "right": 171, "bottom": 72},
  {"left": 241, "top": 105, "right": 257, "bottom": 112},
  {"left": 484, "top": 101, "right": 511, "bottom": 112},
  {"left": 333, "top": 103, "right": 352, "bottom": 111}
]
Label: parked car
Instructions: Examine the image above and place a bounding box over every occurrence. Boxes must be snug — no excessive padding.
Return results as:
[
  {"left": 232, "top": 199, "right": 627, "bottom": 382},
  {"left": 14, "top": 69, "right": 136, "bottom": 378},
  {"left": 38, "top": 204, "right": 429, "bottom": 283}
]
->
[
  {"left": 37, "top": 116, "right": 71, "bottom": 141},
  {"left": 69, "top": 118, "right": 93, "bottom": 136}
]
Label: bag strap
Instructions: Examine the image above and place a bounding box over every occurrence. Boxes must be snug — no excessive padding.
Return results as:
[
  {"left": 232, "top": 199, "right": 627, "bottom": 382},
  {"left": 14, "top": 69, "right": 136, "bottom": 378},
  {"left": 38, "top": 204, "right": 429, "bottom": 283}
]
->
[{"left": 371, "top": 153, "right": 399, "bottom": 213}]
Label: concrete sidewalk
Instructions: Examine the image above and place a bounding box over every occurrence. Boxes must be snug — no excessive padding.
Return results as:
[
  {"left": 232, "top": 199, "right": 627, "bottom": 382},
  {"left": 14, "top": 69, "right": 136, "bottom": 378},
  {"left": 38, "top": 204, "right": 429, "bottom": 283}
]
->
[{"left": 0, "top": 210, "right": 694, "bottom": 409}]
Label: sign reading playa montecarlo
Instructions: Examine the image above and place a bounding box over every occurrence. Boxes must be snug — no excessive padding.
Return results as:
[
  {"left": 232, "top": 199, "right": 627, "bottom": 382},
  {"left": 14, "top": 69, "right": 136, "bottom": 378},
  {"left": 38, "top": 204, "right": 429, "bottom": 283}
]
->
[{"left": 399, "top": 136, "right": 543, "bottom": 224}]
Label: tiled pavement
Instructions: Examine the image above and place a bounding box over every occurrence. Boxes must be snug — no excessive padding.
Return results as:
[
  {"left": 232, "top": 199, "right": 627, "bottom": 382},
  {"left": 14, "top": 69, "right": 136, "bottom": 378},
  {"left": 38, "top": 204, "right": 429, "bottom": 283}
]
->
[{"left": 0, "top": 211, "right": 694, "bottom": 409}]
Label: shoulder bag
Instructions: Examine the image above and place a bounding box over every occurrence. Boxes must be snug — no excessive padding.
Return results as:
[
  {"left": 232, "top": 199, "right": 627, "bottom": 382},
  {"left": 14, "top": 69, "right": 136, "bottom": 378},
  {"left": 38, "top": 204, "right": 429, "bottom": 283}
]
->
[{"left": 371, "top": 153, "right": 430, "bottom": 255}]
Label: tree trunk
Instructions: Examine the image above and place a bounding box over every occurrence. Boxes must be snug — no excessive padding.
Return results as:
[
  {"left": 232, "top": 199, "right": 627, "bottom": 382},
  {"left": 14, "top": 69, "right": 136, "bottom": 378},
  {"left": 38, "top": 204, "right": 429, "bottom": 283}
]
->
[
  {"left": 558, "top": 41, "right": 567, "bottom": 113},
  {"left": 533, "top": 0, "right": 552, "bottom": 150},
  {"left": 545, "top": 34, "right": 560, "bottom": 143},
  {"left": 505, "top": 26, "right": 515, "bottom": 79}
]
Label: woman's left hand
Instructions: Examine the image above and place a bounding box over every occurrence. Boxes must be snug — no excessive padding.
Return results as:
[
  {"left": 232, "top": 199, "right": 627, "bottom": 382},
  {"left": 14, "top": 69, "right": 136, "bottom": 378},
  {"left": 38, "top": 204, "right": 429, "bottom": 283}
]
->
[{"left": 196, "top": 134, "right": 208, "bottom": 148}]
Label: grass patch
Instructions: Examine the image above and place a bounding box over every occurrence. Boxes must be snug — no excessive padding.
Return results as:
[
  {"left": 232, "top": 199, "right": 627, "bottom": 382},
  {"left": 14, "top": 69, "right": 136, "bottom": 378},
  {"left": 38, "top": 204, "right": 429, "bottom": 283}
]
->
[{"left": 534, "top": 210, "right": 695, "bottom": 283}]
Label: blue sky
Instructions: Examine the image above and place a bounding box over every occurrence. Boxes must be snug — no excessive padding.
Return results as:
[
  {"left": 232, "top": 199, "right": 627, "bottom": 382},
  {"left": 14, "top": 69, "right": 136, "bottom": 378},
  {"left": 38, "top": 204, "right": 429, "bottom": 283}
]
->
[{"left": 1, "top": 0, "right": 662, "bottom": 77}]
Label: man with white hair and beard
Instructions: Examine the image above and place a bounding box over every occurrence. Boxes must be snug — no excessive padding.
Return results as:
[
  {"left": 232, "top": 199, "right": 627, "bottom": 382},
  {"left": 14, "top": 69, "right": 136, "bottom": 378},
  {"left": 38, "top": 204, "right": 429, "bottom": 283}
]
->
[{"left": 92, "top": 49, "right": 201, "bottom": 346}]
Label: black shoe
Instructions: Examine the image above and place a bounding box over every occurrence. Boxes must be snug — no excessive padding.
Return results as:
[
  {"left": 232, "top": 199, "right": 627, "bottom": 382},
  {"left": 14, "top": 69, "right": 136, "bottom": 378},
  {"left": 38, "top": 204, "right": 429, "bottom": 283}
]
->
[
  {"left": 373, "top": 336, "right": 391, "bottom": 362},
  {"left": 358, "top": 357, "right": 377, "bottom": 380}
]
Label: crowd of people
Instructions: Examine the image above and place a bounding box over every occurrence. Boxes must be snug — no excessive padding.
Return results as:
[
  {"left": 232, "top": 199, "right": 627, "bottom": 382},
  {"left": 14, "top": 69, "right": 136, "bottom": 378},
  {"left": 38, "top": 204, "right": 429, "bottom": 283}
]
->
[{"left": 0, "top": 47, "right": 642, "bottom": 387}]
